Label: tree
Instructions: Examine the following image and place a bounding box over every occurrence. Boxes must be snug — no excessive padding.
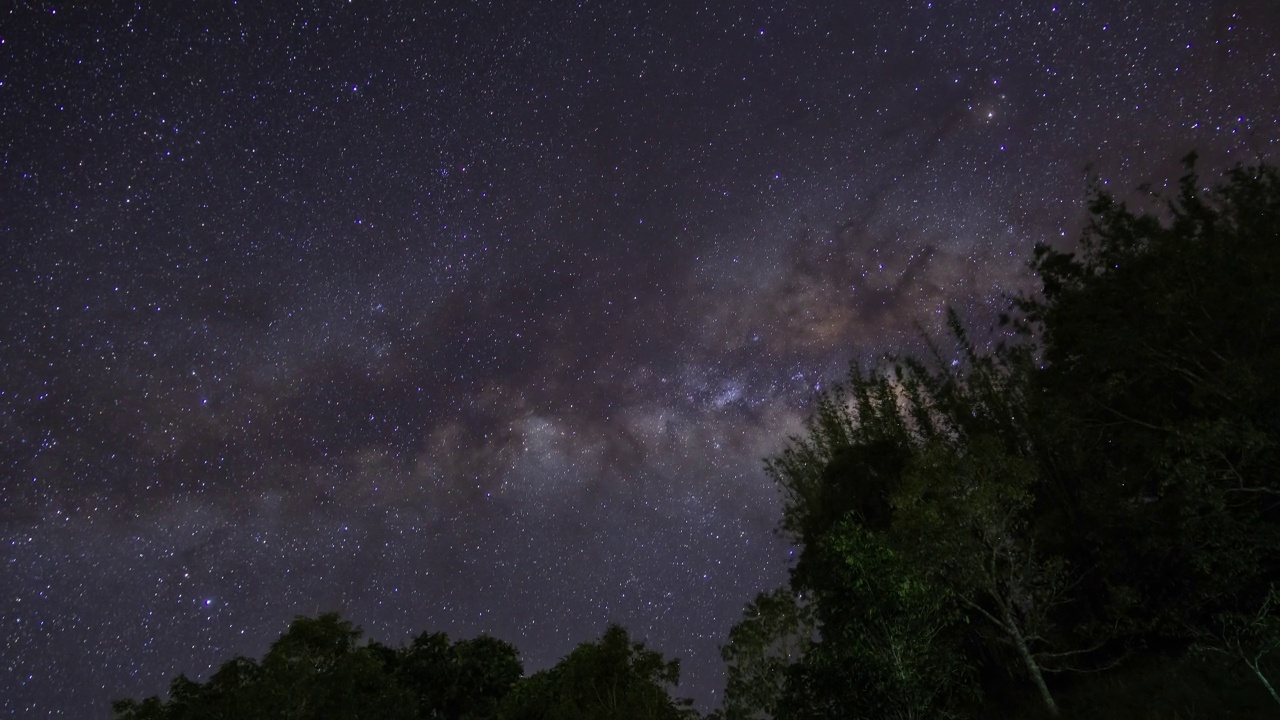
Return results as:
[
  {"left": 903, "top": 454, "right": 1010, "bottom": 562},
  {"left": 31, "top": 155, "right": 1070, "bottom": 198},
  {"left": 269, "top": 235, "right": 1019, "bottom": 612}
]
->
[
  {"left": 447, "top": 636, "right": 525, "bottom": 719},
  {"left": 719, "top": 588, "right": 814, "bottom": 720},
  {"left": 380, "top": 630, "right": 522, "bottom": 719},
  {"left": 111, "top": 696, "right": 168, "bottom": 720},
  {"left": 1192, "top": 585, "right": 1280, "bottom": 707},
  {"left": 111, "top": 614, "right": 523, "bottom": 720},
  {"left": 892, "top": 435, "right": 1089, "bottom": 717},
  {"left": 499, "top": 625, "right": 697, "bottom": 720},
  {"left": 250, "top": 613, "right": 416, "bottom": 720},
  {"left": 1013, "top": 157, "right": 1280, "bottom": 643},
  {"left": 765, "top": 367, "right": 913, "bottom": 556},
  {"left": 751, "top": 308, "right": 1118, "bottom": 717},
  {"left": 781, "top": 517, "right": 970, "bottom": 720}
]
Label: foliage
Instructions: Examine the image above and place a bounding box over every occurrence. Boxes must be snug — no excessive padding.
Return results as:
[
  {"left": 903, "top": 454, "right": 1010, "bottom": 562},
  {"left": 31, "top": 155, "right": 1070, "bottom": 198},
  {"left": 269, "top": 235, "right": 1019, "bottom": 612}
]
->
[
  {"left": 1015, "top": 156, "right": 1280, "bottom": 637},
  {"left": 497, "top": 624, "right": 697, "bottom": 720},
  {"left": 894, "top": 436, "right": 1084, "bottom": 716},
  {"left": 764, "top": 367, "right": 911, "bottom": 551},
  {"left": 1191, "top": 585, "right": 1280, "bottom": 707},
  {"left": 779, "top": 518, "right": 971, "bottom": 720},
  {"left": 112, "top": 618, "right": 698, "bottom": 720},
  {"left": 393, "top": 632, "right": 523, "bottom": 720},
  {"left": 719, "top": 588, "right": 814, "bottom": 720},
  {"left": 112, "top": 613, "right": 517, "bottom": 720},
  {"left": 727, "top": 156, "right": 1280, "bottom": 719}
]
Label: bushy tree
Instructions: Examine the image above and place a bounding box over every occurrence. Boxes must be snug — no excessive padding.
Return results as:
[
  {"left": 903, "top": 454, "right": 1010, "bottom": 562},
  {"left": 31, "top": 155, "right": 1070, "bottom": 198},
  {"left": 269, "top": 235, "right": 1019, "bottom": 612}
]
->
[
  {"left": 1013, "top": 155, "right": 1280, "bottom": 703},
  {"left": 719, "top": 588, "right": 814, "bottom": 720},
  {"left": 391, "top": 631, "right": 522, "bottom": 720},
  {"left": 779, "top": 518, "right": 970, "bottom": 720},
  {"left": 893, "top": 436, "right": 1081, "bottom": 716},
  {"left": 1192, "top": 585, "right": 1280, "bottom": 707},
  {"left": 499, "top": 624, "right": 697, "bottom": 720},
  {"left": 727, "top": 157, "right": 1280, "bottom": 718},
  {"left": 111, "top": 613, "right": 519, "bottom": 720}
]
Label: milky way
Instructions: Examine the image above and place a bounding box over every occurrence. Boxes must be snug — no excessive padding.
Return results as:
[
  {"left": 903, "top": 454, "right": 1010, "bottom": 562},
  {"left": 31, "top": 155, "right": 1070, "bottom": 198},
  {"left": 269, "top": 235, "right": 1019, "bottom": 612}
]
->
[{"left": 2, "top": 2, "right": 1278, "bottom": 716}]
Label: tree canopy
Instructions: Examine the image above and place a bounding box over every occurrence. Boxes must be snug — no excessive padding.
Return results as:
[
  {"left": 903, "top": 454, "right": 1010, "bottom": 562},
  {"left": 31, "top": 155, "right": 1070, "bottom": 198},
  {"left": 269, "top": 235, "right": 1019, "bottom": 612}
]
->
[
  {"left": 113, "top": 617, "right": 694, "bottom": 720},
  {"left": 725, "top": 156, "right": 1280, "bottom": 719},
  {"left": 500, "top": 624, "right": 697, "bottom": 720},
  {"left": 113, "top": 613, "right": 519, "bottom": 720}
]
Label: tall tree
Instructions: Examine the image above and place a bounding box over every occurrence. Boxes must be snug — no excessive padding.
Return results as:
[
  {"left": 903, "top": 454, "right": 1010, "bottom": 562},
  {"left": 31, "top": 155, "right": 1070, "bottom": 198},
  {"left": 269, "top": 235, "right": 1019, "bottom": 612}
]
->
[
  {"left": 1014, "top": 157, "right": 1280, "bottom": 643},
  {"left": 753, "top": 316, "right": 1107, "bottom": 717}
]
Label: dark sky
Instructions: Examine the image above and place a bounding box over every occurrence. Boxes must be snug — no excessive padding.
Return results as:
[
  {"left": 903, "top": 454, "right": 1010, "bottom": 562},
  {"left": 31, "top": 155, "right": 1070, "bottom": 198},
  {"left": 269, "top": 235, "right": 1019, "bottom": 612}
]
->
[{"left": 2, "top": 1, "right": 1277, "bottom": 716}]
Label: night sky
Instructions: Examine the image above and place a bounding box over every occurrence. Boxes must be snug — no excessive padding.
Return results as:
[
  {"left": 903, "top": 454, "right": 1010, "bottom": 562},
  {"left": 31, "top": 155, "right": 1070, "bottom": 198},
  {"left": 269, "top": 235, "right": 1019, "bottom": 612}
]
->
[{"left": 2, "top": 1, "right": 1277, "bottom": 716}]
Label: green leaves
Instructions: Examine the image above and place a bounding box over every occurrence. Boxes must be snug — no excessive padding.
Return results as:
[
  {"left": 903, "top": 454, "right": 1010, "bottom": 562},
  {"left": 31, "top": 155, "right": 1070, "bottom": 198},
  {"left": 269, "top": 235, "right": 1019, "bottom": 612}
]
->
[
  {"left": 795, "top": 518, "right": 971, "bottom": 720},
  {"left": 893, "top": 435, "right": 1038, "bottom": 594},
  {"left": 753, "top": 335, "right": 1051, "bottom": 716},
  {"left": 720, "top": 588, "right": 814, "bottom": 720},
  {"left": 742, "top": 156, "right": 1280, "bottom": 717}
]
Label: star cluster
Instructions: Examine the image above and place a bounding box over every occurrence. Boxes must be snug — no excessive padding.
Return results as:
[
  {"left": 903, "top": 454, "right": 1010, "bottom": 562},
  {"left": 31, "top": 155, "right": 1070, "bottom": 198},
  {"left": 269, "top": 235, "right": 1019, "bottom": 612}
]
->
[{"left": 2, "top": 1, "right": 1278, "bottom": 716}]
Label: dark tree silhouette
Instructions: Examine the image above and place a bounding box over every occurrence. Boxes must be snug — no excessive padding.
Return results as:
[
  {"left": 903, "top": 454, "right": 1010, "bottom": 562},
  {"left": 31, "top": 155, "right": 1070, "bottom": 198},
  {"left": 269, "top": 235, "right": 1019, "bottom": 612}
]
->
[{"left": 725, "top": 156, "right": 1280, "bottom": 719}]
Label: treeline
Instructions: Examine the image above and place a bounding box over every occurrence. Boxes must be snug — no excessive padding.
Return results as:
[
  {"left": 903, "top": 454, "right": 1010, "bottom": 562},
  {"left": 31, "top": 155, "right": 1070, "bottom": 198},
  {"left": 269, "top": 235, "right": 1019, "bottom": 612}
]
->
[
  {"left": 113, "top": 614, "right": 699, "bottom": 720},
  {"left": 113, "top": 156, "right": 1280, "bottom": 719}
]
